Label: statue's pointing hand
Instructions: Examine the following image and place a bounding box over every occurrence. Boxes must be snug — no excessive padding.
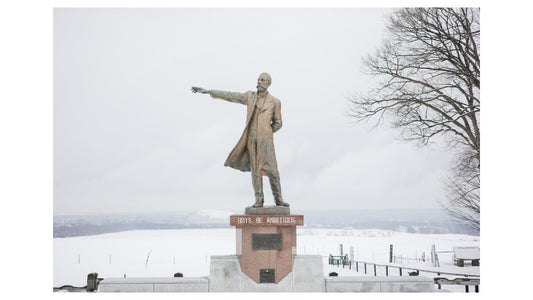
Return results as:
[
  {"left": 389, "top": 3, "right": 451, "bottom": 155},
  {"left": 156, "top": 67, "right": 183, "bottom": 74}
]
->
[{"left": 191, "top": 86, "right": 208, "bottom": 94}]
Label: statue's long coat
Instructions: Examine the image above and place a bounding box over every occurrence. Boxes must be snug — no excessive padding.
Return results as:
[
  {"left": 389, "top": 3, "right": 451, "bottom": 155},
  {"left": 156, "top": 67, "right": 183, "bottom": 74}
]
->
[{"left": 209, "top": 90, "right": 282, "bottom": 177}]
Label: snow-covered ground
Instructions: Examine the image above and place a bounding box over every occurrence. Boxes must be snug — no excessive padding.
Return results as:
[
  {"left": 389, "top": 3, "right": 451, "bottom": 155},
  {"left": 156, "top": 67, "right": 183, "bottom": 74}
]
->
[{"left": 54, "top": 228, "right": 479, "bottom": 292}]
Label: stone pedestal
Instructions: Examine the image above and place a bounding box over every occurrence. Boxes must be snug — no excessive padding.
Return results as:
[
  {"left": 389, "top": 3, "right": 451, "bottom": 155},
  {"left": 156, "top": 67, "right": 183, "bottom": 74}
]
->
[
  {"left": 229, "top": 207, "right": 303, "bottom": 284},
  {"left": 244, "top": 206, "right": 290, "bottom": 215}
]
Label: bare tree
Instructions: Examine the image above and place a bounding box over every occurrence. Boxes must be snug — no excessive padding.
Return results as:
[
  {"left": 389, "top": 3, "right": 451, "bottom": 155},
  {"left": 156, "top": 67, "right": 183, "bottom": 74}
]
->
[
  {"left": 349, "top": 8, "right": 480, "bottom": 230},
  {"left": 444, "top": 149, "right": 480, "bottom": 231}
]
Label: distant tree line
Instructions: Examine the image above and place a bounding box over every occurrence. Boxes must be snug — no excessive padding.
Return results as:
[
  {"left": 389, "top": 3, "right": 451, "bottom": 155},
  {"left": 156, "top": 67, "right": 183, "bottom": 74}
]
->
[{"left": 53, "top": 222, "right": 229, "bottom": 238}]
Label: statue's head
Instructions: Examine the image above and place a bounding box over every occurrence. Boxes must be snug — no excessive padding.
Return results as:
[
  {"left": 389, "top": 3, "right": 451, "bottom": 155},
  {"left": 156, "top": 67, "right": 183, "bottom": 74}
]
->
[{"left": 256, "top": 72, "right": 271, "bottom": 92}]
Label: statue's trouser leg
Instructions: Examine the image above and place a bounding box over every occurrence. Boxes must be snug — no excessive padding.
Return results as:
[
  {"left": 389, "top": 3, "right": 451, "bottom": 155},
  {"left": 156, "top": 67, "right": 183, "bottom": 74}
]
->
[
  {"left": 249, "top": 138, "right": 263, "bottom": 206},
  {"left": 252, "top": 173, "right": 264, "bottom": 206},
  {"left": 269, "top": 174, "right": 283, "bottom": 204}
]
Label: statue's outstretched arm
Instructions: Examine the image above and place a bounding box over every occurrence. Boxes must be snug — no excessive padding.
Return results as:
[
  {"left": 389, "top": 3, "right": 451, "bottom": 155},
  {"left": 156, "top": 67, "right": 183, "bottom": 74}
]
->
[{"left": 192, "top": 86, "right": 248, "bottom": 105}]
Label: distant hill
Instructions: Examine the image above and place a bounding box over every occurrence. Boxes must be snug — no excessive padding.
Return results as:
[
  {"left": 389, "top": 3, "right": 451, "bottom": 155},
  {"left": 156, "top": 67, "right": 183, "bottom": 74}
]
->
[
  {"left": 53, "top": 210, "right": 233, "bottom": 237},
  {"left": 300, "top": 209, "right": 478, "bottom": 235},
  {"left": 53, "top": 209, "right": 478, "bottom": 238}
]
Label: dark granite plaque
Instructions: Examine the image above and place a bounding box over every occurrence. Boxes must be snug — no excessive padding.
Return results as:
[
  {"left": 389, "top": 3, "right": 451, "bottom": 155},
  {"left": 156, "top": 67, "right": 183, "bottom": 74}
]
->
[
  {"left": 260, "top": 269, "right": 275, "bottom": 283},
  {"left": 252, "top": 233, "right": 283, "bottom": 250}
]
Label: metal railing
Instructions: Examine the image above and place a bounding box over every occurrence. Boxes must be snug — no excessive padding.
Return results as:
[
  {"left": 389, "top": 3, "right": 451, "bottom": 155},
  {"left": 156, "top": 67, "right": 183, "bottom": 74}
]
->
[
  {"left": 328, "top": 257, "right": 480, "bottom": 293},
  {"left": 349, "top": 260, "right": 479, "bottom": 278}
]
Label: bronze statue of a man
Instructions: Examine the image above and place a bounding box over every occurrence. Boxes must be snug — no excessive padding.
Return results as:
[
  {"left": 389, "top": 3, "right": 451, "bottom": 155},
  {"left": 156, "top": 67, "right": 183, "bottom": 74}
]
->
[{"left": 192, "top": 73, "right": 289, "bottom": 208}]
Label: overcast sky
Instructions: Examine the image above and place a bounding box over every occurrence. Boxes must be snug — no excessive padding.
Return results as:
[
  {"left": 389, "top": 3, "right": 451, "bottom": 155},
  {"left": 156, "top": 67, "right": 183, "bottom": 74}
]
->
[{"left": 53, "top": 8, "right": 455, "bottom": 215}]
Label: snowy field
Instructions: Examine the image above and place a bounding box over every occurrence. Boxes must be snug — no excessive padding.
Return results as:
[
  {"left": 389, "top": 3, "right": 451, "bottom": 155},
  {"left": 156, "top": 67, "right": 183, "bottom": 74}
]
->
[{"left": 54, "top": 228, "right": 479, "bottom": 292}]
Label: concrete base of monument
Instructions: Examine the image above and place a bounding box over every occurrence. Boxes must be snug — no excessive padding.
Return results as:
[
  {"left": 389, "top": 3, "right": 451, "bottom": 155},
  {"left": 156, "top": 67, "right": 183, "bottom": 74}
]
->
[
  {"left": 209, "top": 255, "right": 326, "bottom": 292},
  {"left": 325, "top": 276, "right": 434, "bottom": 292},
  {"left": 97, "top": 256, "right": 434, "bottom": 292},
  {"left": 98, "top": 277, "right": 208, "bottom": 292},
  {"left": 208, "top": 255, "right": 434, "bottom": 292}
]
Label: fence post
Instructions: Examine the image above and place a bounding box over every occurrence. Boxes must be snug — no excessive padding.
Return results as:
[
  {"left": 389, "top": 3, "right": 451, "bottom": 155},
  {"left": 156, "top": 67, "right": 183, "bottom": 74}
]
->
[
  {"left": 356, "top": 261, "right": 358, "bottom": 272},
  {"left": 350, "top": 246, "right": 354, "bottom": 268},
  {"left": 386, "top": 266, "right": 388, "bottom": 276},
  {"left": 389, "top": 244, "right": 393, "bottom": 263},
  {"left": 465, "top": 285, "right": 469, "bottom": 293},
  {"left": 344, "top": 254, "right": 349, "bottom": 269},
  {"left": 374, "top": 264, "right": 377, "bottom": 276},
  {"left": 364, "top": 263, "right": 367, "bottom": 274},
  {"left": 432, "top": 244, "right": 439, "bottom": 267},
  {"left": 399, "top": 267, "right": 402, "bottom": 276}
]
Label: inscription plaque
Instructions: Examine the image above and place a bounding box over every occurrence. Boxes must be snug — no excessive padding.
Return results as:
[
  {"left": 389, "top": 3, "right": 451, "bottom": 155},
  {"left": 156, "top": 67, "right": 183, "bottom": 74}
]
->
[
  {"left": 252, "top": 233, "right": 283, "bottom": 250},
  {"left": 259, "top": 269, "right": 275, "bottom": 283},
  {"left": 230, "top": 215, "right": 304, "bottom": 226}
]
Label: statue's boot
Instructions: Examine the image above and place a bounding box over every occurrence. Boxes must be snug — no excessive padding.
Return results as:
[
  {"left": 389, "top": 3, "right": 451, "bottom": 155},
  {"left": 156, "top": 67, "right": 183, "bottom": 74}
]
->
[
  {"left": 252, "top": 196, "right": 264, "bottom": 208},
  {"left": 276, "top": 200, "right": 289, "bottom": 207}
]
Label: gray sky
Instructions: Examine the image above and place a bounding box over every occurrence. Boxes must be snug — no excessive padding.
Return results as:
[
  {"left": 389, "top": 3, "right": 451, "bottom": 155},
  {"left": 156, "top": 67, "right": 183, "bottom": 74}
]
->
[{"left": 53, "top": 8, "right": 454, "bottom": 215}]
